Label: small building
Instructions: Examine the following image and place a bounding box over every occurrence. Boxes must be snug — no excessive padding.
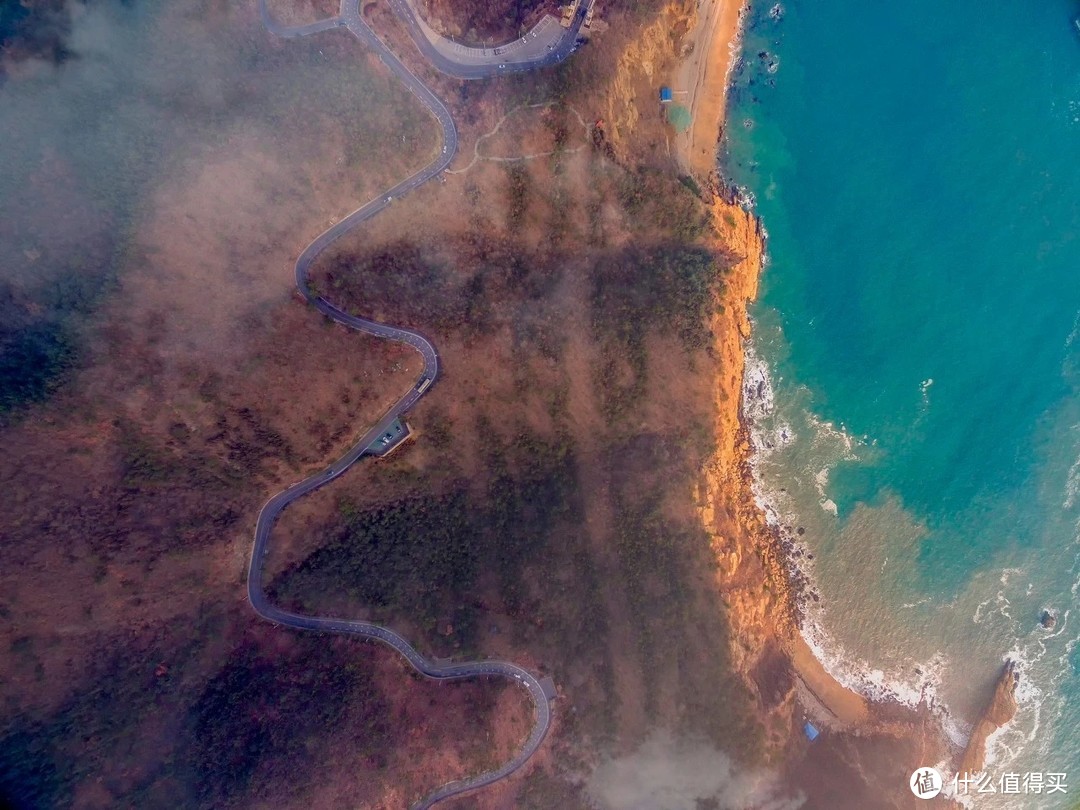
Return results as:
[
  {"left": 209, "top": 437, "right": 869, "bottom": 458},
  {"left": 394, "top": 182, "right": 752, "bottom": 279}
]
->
[
  {"left": 659, "top": 86, "right": 673, "bottom": 103},
  {"left": 367, "top": 418, "right": 411, "bottom": 456},
  {"left": 583, "top": 0, "right": 597, "bottom": 29},
  {"left": 803, "top": 721, "right": 820, "bottom": 742}
]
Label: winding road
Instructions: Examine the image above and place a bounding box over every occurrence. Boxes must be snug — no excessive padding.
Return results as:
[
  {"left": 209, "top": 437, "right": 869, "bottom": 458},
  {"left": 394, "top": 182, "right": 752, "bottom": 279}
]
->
[{"left": 248, "top": 1, "right": 585, "bottom": 807}]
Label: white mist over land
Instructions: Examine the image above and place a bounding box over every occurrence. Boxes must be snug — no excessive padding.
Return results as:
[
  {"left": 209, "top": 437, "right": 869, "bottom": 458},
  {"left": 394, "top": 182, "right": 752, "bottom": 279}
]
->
[
  {"left": 0, "top": 0, "right": 432, "bottom": 382},
  {"left": 588, "top": 731, "right": 804, "bottom": 810}
]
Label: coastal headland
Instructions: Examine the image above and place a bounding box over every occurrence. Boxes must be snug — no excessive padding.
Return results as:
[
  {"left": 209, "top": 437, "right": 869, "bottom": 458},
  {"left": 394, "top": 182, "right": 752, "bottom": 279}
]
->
[
  {"left": 0, "top": 0, "right": 1025, "bottom": 805},
  {"left": 674, "top": 0, "right": 1019, "bottom": 803}
]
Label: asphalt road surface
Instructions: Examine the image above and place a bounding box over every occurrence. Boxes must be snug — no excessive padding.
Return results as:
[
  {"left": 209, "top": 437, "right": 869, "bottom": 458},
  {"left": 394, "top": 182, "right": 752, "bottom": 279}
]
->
[{"left": 249, "top": 1, "right": 584, "bottom": 806}]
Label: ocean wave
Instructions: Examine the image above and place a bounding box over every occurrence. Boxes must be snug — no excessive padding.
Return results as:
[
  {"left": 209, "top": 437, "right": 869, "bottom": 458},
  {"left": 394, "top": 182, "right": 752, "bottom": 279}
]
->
[
  {"left": 920, "top": 377, "right": 934, "bottom": 409},
  {"left": 801, "top": 616, "right": 968, "bottom": 747},
  {"left": 803, "top": 413, "right": 861, "bottom": 516},
  {"left": 736, "top": 339, "right": 1073, "bottom": 797},
  {"left": 725, "top": 0, "right": 750, "bottom": 91},
  {"left": 735, "top": 323, "right": 1075, "bottom": 797},
  {"left": 739, "top": 336, "right": 962, "bottom": 739},
  {"left": 1064, "top": 447, "right": 1079, "bottom": 511},
  {"left": 982, "top": 644, "right": 1044, "bottom": 774},
  {"left": 974, "top": 576, "right": 1027, "bottom": 625},
  {"left": 735, "top": 185, "right": 757, "bottom": 210},
  {"left": 742, "top": 339, "right": 775, "bottom": 424},
  {"left": 974, "top": 603, "right": 1076, "bottom": 783},
  {"left": 736, "top": 347, "right": 1078, "bottom": 808},
  {"left": 901, "top": 596, "right": 932, "bottom": 609},
  {"left": 971, "top": 576, "right": 1023, "bottom": 626}
]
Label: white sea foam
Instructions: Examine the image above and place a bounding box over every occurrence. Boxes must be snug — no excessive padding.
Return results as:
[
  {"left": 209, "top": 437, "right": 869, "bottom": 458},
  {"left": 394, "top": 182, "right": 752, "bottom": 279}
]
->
[
  {"left": 920, "top": 378, "right": 934, "bottom": 408},
  {"left": 799, "top": 613, "right": 968, "bottom": 748},
  {"left": 901, "top": 596, "right": 931, "bottom": 610},
  {"left": 999, "top": 567, "right": 1023, "bottom": 586},
  {"left": 741, "top": 341, "right": 771, "bottom": 409},
  {"left": 724, "top": 1, "right": 750, "bottom": 113},
  {"left": 737, "top": 324, "right": 1077, "bottom": 796},
  {"left": 972, "top": 596, "right": 993, "bottom": 625},
  {"left": 735, "top": 185, "right": 757, "bottom": 210},
  {"left": 812, "top": 468, "right": 834, "bottom": 515},
  {"left": 983, "top": 645, "right": 1045, "bottom": 773},
  {"left": 1064, "top": 447, "right": 1080, "bottom": 511},
  {"left": 805, "top": 412, "right": 859, "bottom": 457},
  {"left": 813, "top": 467, "right": 829, "bottom": 494},
  {"left": 801, "top": 416, "right": 860, "bottom": 516},
  {"left": 739, "top": 336, "right": 965, "bottom": 744},
  {"left": 971, "top": 572, "right": 1028, "bottom": 626}
]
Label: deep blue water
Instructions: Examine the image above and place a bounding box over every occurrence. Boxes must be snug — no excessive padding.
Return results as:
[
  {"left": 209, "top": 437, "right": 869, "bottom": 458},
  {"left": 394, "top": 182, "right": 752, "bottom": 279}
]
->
[{"left": 725, "top": 0, "right": 1080, "bottom": 801}]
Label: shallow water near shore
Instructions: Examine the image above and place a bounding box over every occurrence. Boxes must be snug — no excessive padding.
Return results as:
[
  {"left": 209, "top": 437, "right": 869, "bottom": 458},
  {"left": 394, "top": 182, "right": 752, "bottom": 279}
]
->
[{"left": 724, "top": 0, "right": 1080, "bottom": 802}]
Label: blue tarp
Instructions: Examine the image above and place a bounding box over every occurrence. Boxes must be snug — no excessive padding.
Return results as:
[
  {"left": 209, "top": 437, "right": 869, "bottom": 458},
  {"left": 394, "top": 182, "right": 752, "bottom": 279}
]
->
[
  {"left": 659, "top": 86, "right": 673, "bottom": 102},
  {"left": 803, "top": 721, "right": 820, "bottom": 741}
]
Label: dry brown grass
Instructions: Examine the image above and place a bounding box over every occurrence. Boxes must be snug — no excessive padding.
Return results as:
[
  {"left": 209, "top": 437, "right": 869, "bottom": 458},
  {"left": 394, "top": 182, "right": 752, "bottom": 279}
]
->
[
  {"left": 0, "top": 0, "right": 765, "bottom": 806},
  {"left": 415, "top": 0, "right": 555, "bottom": 44}
]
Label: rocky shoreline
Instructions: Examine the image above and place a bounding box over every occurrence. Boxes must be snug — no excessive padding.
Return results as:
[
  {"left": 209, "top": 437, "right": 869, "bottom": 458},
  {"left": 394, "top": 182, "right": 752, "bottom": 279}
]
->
[
  {"left": 959, "top": 660, "right": 1020, "bottom": 775},
  {"left": 678, "top": 12, "right": 1046, "bottom": 810},
  {"left": 674, "top": 1, "right": 971, "bottom": 799},
  {"left": 699, "top": 167, "right": 968, "bottom": 803}
]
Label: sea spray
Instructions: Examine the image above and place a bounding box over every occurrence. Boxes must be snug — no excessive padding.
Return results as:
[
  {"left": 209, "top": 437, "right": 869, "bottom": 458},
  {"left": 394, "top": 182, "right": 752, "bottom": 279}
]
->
[
  {"left": 742, "top": 328, "right": 969, "bottom": 749},
  {"left": 725, "top": 2, "right": 1080, "bottom": 806}
]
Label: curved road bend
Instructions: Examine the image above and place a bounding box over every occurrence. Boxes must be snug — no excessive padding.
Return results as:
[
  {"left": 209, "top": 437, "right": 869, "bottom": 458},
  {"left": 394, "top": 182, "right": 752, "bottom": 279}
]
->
[{"left": 249, "top": 1, "right": 583, "bottom": 807}]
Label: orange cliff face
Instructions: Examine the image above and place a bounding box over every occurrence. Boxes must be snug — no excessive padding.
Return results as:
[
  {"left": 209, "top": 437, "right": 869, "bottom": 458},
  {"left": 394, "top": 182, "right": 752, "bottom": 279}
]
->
[
  {"left": 693, "top": 185, "right": 803, "bottom": 742},
  {"left": 705, "top": 187, "right": 761, "bottom": 481},
  {"left": 959, "top": 659, "right": 1019, "bottom": 775},
  {"left": 591, "top": 0, "right": 854, "bottom": 752}
]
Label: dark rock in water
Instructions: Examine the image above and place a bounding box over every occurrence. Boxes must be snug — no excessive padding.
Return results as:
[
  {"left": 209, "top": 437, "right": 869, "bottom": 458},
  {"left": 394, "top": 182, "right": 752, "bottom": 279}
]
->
[
  {"left": 1040, "top": 609, "right": 1057, "bottom": 630},
  {"left": 959, "top": 660, "right": 1019, "bottom": 775},
  {"left": 796, "top": 526, "right": 805, "bottom": 535}
]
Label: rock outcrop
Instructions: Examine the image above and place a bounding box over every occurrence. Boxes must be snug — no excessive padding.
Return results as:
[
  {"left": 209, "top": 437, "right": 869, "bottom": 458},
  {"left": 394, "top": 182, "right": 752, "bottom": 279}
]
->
[{"left": 958, "top": 659, "right": 1020, "bottom": 775}]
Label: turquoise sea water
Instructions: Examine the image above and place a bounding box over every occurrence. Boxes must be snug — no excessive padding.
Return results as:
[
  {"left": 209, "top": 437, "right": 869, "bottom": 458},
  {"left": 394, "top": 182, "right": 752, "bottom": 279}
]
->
[{"left": 724, "top": 1, "right": 1080, "bottom": 803}]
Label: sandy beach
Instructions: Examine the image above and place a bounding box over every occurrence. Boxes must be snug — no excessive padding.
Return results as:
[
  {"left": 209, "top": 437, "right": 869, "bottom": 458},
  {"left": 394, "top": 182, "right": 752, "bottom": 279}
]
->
[{"left": 673, "top": 0, "right": 745, "bottom": 178}]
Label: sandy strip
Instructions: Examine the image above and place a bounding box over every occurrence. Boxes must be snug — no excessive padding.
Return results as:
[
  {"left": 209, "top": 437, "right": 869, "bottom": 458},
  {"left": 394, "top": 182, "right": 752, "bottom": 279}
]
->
[
  {"left": 673, "top": 0, "right": 745, "bottom": 178},
  {"left": 788, "top": 635, "right": 871, "bottom": 727}
]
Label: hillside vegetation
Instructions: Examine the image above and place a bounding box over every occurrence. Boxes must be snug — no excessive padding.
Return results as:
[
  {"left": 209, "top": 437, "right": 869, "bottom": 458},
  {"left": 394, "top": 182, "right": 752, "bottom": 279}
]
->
[{"left": 0, "top": 0, "right": 764, "bottom": 806}]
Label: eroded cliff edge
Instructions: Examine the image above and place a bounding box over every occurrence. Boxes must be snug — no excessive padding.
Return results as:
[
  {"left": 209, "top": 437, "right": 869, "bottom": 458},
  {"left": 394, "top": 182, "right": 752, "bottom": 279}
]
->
[
  {"left": 959, "top": 660, "right": 1019, "bottom": 775},
  {"left": 600, "top": 0, "right": 963, "bottom": 787}
]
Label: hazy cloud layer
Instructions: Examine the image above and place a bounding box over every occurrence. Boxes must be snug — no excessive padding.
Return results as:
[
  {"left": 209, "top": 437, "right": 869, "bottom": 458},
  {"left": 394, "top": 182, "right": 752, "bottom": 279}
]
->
[
  {"left": 0, "top": 0, "right": 434, "bottom": 386},
  {"left": 588, "top": 731, "right": 805, "bottom": 810}
]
